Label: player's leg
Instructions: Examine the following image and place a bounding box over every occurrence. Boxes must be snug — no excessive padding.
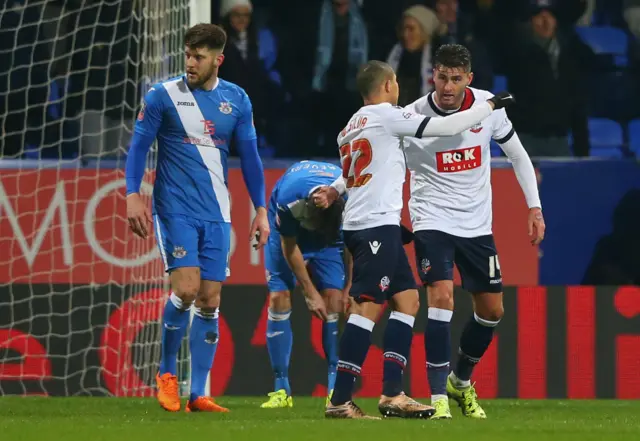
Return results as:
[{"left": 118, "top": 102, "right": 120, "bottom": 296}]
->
[
  {"left": 308, "top": 246, "right": 346, "bottom": 398},
  {"left": 414, "top": 230, "right": 456, "bottom": 419},
  {"left": 262, "top": 290, "right": 294, "bottom": 407},
  {"left": 447, "top": 234, "right": 503, "bottom": 419},
  {"left": 261, "top": 230, "right": 295, "bottom": 408},
  {"left": 153, "top": 214, "right": 201, "bottom": 412},
  {"left": 377, "top": 232, "right": 434, "bottom": 419},
  {"left": 325, "top": 229, "right": 385, "bottom": 419},
  {"left": 185, "top": 221, "right": 231, "bottom": 413}
]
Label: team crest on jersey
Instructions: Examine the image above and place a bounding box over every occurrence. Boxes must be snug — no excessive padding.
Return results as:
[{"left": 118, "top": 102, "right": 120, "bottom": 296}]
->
[
  {"left": 219, "top": 102, "right": 233, "bottom": 114},
  {"left": 172, "top": 246, "right": 187, "bottom": 259},
  {"left": 379, "top": 276, "right": 390, "bottom": 292},
  {"left": 421, "top": 258, "right": 431, "bottom": 274},
  {"left": 470, "top": 123, "right": 483, "bottom": 133}
]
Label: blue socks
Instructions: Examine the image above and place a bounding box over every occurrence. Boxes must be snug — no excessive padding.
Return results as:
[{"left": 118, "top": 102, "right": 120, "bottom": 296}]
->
[
  {"left": 455, "top": 313, "right": 500, "bottom": 382},
  {"left": 266, "top": 308, "right": 293, "bottom": 395},
  {"left": 159, "top": 293, "right": 190, "bottom": 376},
  {"left": 382, "top": 311, "right": 415, "bottom": 397},
  {"left": 323, "top": 314, "right": 339, "bottom": 392},
  {"left": 426, "top": 307, "right": 453, "bottom": 401},
  {"left": 189, "top": 307, "right": 219, "bottom": 401},
  {"left": 331, "top": 314, "right": 375, "bottom": 406}
]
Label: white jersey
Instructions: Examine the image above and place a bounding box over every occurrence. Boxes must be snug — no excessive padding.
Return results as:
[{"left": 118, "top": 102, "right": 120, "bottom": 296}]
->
[
  {"left": 404, "top": 87, "right": 515, "bottom": 238},
  {"left": 337, "top": 103, "right": 429, "bottom": 231}
]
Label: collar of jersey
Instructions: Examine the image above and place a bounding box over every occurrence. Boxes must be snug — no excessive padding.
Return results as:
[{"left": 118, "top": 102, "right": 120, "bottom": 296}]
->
[
  {"left": 427, "top": 88, "right": 475, "bottom": 117},
  {"left": 182, "top": 75, "right": 219, "bottom": 92}
]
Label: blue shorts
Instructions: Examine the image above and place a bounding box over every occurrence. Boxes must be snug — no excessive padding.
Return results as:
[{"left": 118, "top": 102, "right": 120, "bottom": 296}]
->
[
  {"left": 343, "top": 225, "right": 417, "bottom": 304},
  {"left": 153, "top": 213, "right": 231, "bottom": 282},
  {"left": 264, "top": 230, "right": 345, "bottom": 293},
  {"left": 414, "top": 230, "right": 503, "bottom": 293}
]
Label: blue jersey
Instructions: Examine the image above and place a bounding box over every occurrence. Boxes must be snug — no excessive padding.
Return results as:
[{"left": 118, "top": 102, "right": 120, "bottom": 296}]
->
[
  {"left": 126, "top": 75, "right": 259, "bottom": 222},
  {"left": 270, "top": 160, "right": 343, "bottom": 252}
]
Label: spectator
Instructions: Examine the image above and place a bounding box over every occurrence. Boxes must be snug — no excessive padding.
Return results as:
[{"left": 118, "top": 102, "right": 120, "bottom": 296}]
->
[
  {"left": 279, "top": 0, "right": 368, "bottom": 157},
  {"left": 429, "top": 0, "right": 494, "bottom": 90},
  {"left": 218, "top": 0, "right": 285, "bottom": 154},
  {"left": 503, "top": 1, "right": 595, "bottom": 156},
  {"left": 387, "top": 5, "right": 440, "bottom": 106}
]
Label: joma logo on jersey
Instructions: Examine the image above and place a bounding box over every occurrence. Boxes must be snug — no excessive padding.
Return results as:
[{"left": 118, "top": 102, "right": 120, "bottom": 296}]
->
[
  {"left": 177, "top": 101, "right": 194, "bottom": 106},
  {"left": 201, "top": 119, "right": 215, "bottom": 135},
  {"left": 436, "top": 146, "right": 481, "bottom": 173}
]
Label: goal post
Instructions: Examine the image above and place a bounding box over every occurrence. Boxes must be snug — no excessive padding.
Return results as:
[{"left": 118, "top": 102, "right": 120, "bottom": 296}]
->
[{"left": 0, "top": 0, "right": 198, "bottom": 397}]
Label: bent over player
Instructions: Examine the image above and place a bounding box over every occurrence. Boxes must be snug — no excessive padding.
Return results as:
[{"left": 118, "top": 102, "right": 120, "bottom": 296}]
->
[
  {"left": 318, "top": 60, "right": 514, "bottom": 419},
  {"left": 260, "top": 160, "right": 346, "bottom": 409},
  {"left": 403, "top": 44, "right": 544, "bottom": 419},
  {"left": 125, "top": 24, "right": 269, "bottom": 413}
]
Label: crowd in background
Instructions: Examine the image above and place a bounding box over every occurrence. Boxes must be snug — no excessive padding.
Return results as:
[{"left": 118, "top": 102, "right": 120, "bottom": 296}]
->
[{"left": 1, "top": 0, "right": 639, "bottom": 160}]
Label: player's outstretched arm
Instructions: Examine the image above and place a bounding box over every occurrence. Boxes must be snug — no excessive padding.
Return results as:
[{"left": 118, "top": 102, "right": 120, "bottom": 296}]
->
[
  {"left": 497, "top": 131, "right": 545, "bottom": 245},
  {"left": 235, "top": 92, "right": 269, "bottom": 248},
  {"left": 280, "top": 235, "right": 329, "bottom": 321},
  {"left": 312, "top": 176, "right": 344, "bottom": 209},
  {"left": 125, "top": 87, "right": 164, "bottom": 239}
]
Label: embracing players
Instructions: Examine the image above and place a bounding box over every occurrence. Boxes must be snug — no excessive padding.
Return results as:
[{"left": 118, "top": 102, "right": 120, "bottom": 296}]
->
[
  {"left": 125, "top": 24, "right": 269, "bottom": 413},
  {"left": 317, "top": 60, "right": 514, "bottom": 419},
  {"left": 260, "top": 160, "right": 346, "bottom": 409},
  {"left": 403, "top": 44, "right": 544, "bottom": 419}
]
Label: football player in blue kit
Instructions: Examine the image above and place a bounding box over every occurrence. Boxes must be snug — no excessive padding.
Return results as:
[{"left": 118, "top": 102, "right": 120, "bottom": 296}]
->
[
  {"left": 125, "top": 23, "right": 269, "bottom": 413},
  {"left": 260, "top": 160, "right": 347, "bottom": 409}
]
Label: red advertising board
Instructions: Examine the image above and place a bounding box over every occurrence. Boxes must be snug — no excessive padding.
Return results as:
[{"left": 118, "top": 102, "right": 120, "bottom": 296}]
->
[{"left": 0, "top": 168, "right": 537, "bottom": 285}]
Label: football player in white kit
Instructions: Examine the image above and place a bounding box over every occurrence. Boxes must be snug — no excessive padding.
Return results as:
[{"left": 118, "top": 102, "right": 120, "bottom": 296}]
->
[
  {"left": 320, "top": 60, "right": 515, "bottom": 419},
  {"left": 402, "top": 44, "right": 545, "bottom": 419}
]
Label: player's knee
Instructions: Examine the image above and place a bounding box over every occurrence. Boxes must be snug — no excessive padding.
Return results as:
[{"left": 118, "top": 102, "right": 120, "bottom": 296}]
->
[
  {"left": 478, "top": 303, "right": 504, "bottom": 323},
  {"left": 269, "top": 291, "right": 292, "bottom": 313},
  {"left": 392, "top": 289, "right": 420, "bottom": 317},
  {"left": 196, "top": 286, "right": 221, "bottom": 309},
  {"left": 428, "top": 283, "right": 454, "bottom": 310},
  {"left": 173, "top": 284, "right": 199, "bottom": 306}
]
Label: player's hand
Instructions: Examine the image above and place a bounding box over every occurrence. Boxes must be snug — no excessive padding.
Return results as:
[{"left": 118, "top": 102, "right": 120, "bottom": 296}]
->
[
  {"left": 304, "top": 289, "right": 329, "bottom": 321},
  {"left": 528, "top": 207, "right": 545, "bottom": 246},
  {"left": 488, "top": 91, "right": 515, "bottom": 110},
  {"left": 250, "top": 207, "right": 270, "bottom": 250},
  {"left": 312, "top": 186, "right": 339, "bottom": 209},
  {"left": 126, "top": 193, "right": 152, "bottom": 239}
]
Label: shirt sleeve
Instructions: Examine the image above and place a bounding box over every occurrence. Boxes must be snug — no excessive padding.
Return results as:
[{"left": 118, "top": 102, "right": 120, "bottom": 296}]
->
[
  {"left": 499, "top": 132, "right": 542, "bottom": 209},
  {"left": 384, "top": 107, "right": 431, "bottom": 138},
  {"left": 492, "top": 108, "right": 516, "bottom": 144},
  {"left": 234, "top": 90, "right": 258, "bottom": 141},
  {"left": 125, "top": 86, "right": 164, "bottom": 195}
]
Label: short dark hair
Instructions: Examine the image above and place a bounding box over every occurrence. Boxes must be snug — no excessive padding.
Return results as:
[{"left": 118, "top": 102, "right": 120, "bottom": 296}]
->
[
  {"left": 356, "top": 61, "right": 395, "bottom": 98},
  {"left": 184, "top": 23, "right": 227, "bottom": 51},
  {"left": 305, "top": 196, "right": 346, "bottom": 245},
  {"left": 434, "top": 44, "right": 472, "bottom": 72}
]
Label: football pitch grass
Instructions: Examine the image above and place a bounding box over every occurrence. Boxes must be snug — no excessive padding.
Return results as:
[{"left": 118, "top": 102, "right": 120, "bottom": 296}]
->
[{"left": 1, "top": 397, "right": 639, "bottom": 441}]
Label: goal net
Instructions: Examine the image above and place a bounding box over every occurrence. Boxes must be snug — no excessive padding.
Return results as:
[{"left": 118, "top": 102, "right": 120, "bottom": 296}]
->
[{"left": 0, "top": 0, "right": 192, "bottom": 396}]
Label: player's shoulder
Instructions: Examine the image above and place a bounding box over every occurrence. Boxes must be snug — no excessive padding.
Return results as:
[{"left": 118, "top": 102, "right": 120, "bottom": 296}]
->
[
  {"left": 218, "top": 79, "right": 250, "bottom": 100},
  {"left": 468, "top": 87, "right": 494, "bottom": 101},
  {"left": 143, "top": 77, "right": 182, "bottom": 104}
]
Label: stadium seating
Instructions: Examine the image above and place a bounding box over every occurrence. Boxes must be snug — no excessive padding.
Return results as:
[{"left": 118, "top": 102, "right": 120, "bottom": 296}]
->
[
  {"left": 587, "top": 118, "right": 624, "bottom": 158},
  {"left": 575, "top": 26, "right": 629, "bottom": 67},
  {"left": 628, "top": 119, "right": 640, "bottom": 158},
  {"left": 492, "top": 75, "right": 507, "bottom": 95}
]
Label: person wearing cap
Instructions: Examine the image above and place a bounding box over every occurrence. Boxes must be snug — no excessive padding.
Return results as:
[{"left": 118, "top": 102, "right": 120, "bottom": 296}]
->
[{"left": 387, "top": 5, "right": 441, "bottom": 106}]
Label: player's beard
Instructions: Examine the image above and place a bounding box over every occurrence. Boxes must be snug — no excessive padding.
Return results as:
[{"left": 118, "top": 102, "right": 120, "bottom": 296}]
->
[{"left": 187, "top": 63, "right": 217, "bottom": 89}]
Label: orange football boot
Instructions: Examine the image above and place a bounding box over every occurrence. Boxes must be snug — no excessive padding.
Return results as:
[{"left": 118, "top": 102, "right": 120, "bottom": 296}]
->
[
  {"left": 185, "top": 396, "right": 229, "bottom": 413},
  {"left": 156, "top": 372, "right": 181, "bottom": 412}
]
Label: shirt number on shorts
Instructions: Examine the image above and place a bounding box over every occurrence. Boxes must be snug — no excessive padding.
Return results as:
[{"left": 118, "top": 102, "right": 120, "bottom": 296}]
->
[
  {"left": 488, "top": 255, "right": 501, "bottom": 278},
  {"left": 339, "top": 139, "right": 373, "bottom": 188}
]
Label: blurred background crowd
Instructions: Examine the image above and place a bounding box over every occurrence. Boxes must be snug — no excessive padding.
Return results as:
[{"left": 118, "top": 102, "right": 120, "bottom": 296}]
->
[{"left": 1, "top": 0, "right": 640, "bottom": 160}]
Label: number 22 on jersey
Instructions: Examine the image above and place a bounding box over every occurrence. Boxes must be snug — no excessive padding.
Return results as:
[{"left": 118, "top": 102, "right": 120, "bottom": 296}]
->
[{"left": 339, "top": 139, "right": 373, "bottom": 189}]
